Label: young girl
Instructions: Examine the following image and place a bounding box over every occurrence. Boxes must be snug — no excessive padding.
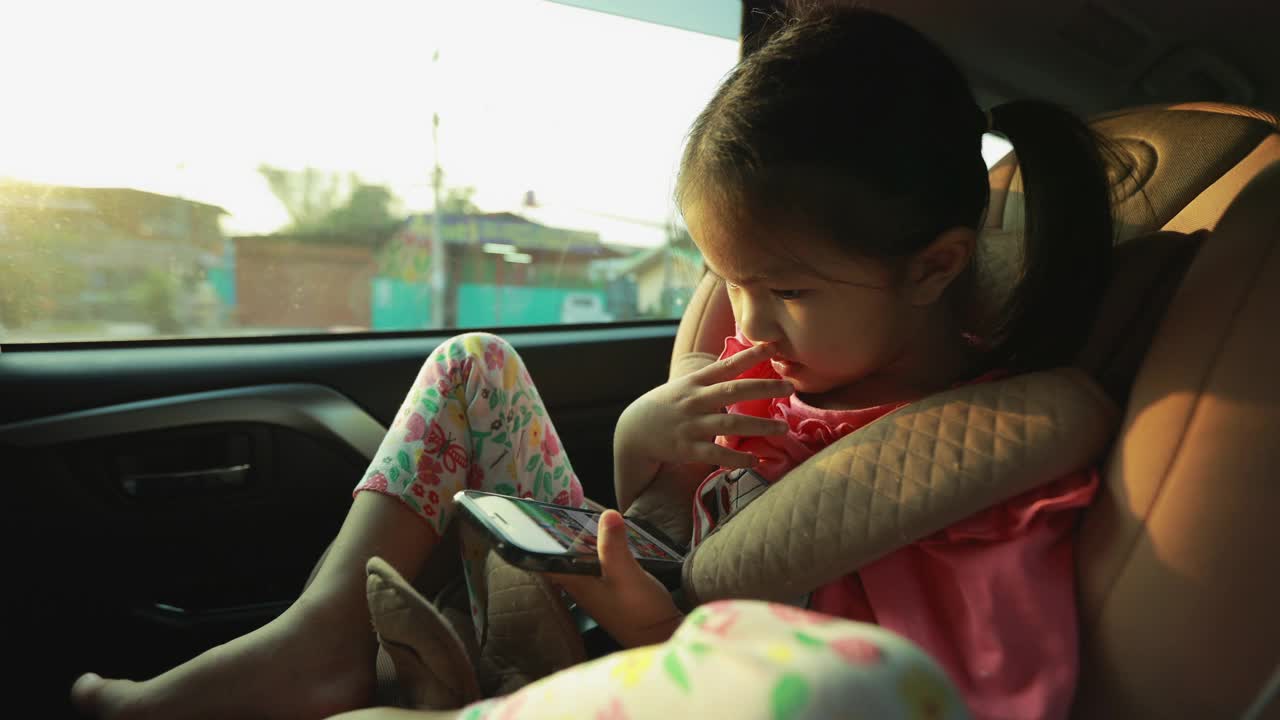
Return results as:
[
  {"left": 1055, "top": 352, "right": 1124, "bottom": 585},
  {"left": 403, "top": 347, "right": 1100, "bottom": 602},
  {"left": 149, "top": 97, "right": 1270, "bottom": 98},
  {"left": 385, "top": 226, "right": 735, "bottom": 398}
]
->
[{"left": 72, "top": 7, "right": 1114, "bottom": 720}]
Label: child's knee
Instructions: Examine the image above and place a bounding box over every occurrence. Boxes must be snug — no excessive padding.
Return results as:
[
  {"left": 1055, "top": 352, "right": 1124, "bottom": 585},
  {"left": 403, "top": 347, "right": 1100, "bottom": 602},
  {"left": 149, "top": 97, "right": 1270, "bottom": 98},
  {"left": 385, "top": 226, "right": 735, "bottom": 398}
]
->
[
  {"left": 420, "top": 332, "right": 508, "bottom": 368},
  {"left": 456, "top": 332, "right": 512, "bottom": 356},
  {"left": 455, "top": 332, "right": 527, "bottom": 375},
  {"left": 415, "top": 332, "right": 528, "bottom": 396}
]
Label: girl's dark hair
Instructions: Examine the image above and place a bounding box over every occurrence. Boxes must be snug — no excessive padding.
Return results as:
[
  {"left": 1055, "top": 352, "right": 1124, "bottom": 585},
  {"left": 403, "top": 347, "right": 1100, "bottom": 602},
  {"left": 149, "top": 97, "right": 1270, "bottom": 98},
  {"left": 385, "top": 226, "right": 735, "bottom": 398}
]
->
[{"left": 678, "top": 6, "right": 1115, "bottom": 372}]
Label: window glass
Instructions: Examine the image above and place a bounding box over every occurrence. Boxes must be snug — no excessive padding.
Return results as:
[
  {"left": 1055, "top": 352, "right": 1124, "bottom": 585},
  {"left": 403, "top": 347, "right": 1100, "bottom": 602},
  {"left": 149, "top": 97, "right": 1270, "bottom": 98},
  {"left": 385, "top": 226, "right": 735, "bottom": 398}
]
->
[
  {"left": 0, "top": 0, "right": 739, "bottom": 342},
  {"left": 982, "top": 134, "right": 1014, "bottom": 168}
]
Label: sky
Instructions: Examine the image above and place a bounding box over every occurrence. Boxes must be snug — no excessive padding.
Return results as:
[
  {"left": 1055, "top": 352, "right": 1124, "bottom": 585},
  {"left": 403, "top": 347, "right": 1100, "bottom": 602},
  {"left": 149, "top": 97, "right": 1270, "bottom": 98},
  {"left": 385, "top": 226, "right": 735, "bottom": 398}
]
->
[{"left": 0, "top": 0, "right": 1011, "bottom": 247}]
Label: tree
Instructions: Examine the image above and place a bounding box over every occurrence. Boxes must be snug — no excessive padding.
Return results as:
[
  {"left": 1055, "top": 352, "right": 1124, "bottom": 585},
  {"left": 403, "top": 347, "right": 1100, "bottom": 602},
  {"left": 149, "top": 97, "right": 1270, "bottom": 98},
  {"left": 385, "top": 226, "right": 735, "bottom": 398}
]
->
[
  {"left": 132, "top": 269, "right": 182, "bottom": 334},
  {"left": 439, "top": 186, "right": 479, "bottom": 215},
  {"left": 257, "top": 166, "right": 401, "bottom": 235},
  {"left": 324, "top": 184, "right": 398, "bottom": 233},
  {"left": 257, "top": 165, "right": 344, "bottom": 232}
]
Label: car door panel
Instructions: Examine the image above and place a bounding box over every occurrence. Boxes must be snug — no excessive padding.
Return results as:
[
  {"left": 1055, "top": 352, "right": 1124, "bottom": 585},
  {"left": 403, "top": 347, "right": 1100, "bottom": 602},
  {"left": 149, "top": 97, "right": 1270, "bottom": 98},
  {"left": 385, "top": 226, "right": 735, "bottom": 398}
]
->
[{"left": 2, "top": 324, "right": 675, "bottom": 714}]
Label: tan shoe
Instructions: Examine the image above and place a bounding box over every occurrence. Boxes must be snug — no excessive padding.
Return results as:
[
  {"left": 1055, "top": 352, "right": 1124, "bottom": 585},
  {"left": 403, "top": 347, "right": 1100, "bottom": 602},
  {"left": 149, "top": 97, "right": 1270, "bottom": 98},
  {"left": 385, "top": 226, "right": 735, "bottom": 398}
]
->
[
  {"left": 365, "top": 557, "right": 482, "bottom": 710},
  {"left": 456, "top": 520, "right": 587, "bottom": 697}
]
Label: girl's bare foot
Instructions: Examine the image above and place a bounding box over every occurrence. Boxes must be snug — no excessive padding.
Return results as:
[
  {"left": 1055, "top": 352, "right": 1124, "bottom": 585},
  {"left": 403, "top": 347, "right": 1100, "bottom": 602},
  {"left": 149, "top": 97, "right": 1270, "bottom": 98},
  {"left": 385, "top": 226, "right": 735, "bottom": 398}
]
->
[
  {"left": 70, "top": 594, "right": 376, "bottom": 720},
  {"left": 71, "top": 489, "right": 440, "bottom": 719}
]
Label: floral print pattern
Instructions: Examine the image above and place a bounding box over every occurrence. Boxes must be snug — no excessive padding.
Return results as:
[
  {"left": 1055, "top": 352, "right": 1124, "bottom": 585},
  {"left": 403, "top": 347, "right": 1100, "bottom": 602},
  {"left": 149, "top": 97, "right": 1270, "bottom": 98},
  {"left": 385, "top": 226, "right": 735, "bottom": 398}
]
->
[
  {"left": 353, "top": 332, "right": 583, "bottom": 536},
  {"left": 454, "top": 600, "right": 969, "bottom": 720}
]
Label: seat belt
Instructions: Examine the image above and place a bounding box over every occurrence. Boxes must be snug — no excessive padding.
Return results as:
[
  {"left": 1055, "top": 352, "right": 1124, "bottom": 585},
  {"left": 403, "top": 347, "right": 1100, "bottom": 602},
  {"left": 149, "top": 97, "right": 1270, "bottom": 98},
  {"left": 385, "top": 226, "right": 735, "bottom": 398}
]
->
[{"left": 680, "top": 367, "right": 1119, "bottom": 605}]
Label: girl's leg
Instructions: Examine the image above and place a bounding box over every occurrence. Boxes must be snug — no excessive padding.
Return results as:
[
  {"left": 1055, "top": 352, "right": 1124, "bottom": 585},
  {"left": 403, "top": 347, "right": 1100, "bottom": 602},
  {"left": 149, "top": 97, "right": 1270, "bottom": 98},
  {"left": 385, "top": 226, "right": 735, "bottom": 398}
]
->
[
  {"left": 442, "top": 600, "right": 970, "bottom": 720},
  {"left": 352, "top": 332, "right": 583, "bottom": 645},
  {"left": 354, "top": 332, "right": 582, "bottom": 533},
  {"left": 71, "top": 332, "right": 579, "bottom": 720},
  {"left": 71, "top": 493, "right": 437, "bottom": 720}
]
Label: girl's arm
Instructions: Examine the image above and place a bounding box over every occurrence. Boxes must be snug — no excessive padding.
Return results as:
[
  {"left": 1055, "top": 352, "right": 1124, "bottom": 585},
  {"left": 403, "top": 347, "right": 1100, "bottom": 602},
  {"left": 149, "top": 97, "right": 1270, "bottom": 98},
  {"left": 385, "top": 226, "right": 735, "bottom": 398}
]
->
[
  {"left": 617, "top": 459, "right": 709, "bottom": 549},
  {"left": 612, "top": 350, "right": 716, "bottom": 513},
  {"left": 612, "top": 346, "right": 790, "bottom": 546}
]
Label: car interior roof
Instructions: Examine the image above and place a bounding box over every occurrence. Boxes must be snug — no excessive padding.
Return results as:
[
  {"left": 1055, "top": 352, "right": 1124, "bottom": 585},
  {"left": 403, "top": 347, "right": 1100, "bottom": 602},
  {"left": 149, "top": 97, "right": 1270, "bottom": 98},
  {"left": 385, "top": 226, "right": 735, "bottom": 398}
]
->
[{"left": 869, "top": 0, "right": 1280, "bottom": 116}]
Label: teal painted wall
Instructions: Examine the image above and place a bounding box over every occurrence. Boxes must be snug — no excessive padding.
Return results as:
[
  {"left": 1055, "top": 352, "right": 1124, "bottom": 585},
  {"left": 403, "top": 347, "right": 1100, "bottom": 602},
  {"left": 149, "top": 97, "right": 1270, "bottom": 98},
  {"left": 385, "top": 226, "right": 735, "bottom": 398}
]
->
[
  {"left": 371, "top": 279, "right": 607, "bottom": 329},
  {"left": 457, "top": 284, "right": 606, "bottom": 327},
  {"left": 370, "top": 277, "right": 433, "bottom": 330}
]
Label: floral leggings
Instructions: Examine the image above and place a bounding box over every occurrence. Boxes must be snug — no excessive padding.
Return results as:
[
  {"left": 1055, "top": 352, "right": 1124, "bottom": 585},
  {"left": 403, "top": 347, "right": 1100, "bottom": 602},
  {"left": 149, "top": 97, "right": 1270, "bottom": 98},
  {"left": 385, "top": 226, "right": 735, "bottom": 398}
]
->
[
  {"left": 354, "top": 332, "right": 583, "bottom": 535},
  {"left": 354, "top": 333, "right": 968, "bottom": 720}
]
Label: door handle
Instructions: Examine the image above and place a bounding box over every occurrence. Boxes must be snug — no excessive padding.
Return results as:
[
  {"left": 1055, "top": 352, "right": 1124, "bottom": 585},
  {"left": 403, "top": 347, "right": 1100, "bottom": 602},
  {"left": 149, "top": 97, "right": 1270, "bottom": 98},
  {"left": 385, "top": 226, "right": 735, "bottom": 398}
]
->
[
  {"left": 136, "top": 600, "right": 291, "bottom": 628},
  {"left": 120, "top": 463, "right": 252, "bottom": 498}
]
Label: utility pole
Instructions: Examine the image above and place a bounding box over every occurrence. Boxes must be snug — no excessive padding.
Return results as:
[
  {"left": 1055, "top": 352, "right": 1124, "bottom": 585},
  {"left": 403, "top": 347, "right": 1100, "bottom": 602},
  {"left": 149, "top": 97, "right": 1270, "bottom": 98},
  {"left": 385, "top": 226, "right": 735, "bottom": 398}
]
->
[{"left": 430, "top": 49, "right": 447, "bottom": 329}]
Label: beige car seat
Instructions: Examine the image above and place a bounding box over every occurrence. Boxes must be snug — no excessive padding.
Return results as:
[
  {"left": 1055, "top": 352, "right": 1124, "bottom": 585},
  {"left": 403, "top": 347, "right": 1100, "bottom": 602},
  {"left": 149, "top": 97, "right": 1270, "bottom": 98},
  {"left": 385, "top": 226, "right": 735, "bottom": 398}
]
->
[
  {"left": 669, "top": 102, "right": 1280, "bottom": 719},
  {"left": 343, "top": 103, "right": 1278, "bottom": 717}
]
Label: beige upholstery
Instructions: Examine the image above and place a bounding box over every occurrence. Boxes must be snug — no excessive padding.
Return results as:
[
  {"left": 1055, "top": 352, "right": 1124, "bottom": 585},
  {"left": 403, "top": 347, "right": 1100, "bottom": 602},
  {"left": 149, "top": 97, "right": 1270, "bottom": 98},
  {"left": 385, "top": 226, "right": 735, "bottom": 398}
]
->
[
  {"left": 986, "top": 103, "right": 1280, "bottom": 244},
  {"left": 681, "top": 368, "right": 1118, "bottom": 605},
  {"left": 1072, "top": 162, "right": 1280, "bottom": 718},
  {"left": 669, "top": 265, "right": 736, "bottom": 378},
  {"left": 668, "top": 103, "right": 1280, "bottom": 718}
]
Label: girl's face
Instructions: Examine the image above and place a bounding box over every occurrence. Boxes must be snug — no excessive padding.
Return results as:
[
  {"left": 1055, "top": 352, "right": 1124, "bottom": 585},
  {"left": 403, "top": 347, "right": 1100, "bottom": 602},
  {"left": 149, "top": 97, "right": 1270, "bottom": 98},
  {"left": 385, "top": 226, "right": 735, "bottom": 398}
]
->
[{"left": 685, "top": 200, "right": 931, "bottom": 406}]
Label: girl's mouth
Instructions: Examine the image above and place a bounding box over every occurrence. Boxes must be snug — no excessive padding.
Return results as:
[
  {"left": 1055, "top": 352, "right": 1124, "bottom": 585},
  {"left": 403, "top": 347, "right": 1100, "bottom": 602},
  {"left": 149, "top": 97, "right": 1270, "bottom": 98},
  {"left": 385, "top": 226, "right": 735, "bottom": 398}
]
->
[{"left": 771, "top": 357, "right": 803, "bottom": 375}]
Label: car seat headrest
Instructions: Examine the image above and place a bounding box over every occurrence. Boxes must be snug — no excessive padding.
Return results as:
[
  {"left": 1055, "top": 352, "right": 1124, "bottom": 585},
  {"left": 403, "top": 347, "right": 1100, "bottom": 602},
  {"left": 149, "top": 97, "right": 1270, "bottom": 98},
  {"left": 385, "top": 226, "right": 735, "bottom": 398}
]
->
[
  {"left": 970, "top": 102, "right": 1279, "bottom": 378},
  {"left": 987, "top": 102, "right": 1278, "bottom": 241}
]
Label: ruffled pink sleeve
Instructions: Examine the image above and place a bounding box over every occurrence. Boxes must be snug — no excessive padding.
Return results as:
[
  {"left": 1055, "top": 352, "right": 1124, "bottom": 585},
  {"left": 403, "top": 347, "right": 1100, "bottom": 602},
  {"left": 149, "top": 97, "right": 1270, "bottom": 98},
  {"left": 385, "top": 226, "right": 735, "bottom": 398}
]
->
[{"left": 924, "top": 469, "right": 1100, "bottom": 544}]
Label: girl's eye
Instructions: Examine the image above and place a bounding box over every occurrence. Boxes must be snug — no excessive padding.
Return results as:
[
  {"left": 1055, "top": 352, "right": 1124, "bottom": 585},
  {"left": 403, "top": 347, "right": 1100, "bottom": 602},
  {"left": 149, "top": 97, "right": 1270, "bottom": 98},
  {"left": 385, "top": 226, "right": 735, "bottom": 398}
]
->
[{"left": 771, "top": 289, "right": 808, "bottom": 300}]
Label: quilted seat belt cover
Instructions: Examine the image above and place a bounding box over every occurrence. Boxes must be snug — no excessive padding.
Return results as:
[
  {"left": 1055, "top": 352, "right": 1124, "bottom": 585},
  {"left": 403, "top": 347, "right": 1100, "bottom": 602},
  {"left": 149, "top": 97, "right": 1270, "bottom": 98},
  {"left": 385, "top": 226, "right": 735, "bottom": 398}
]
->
[{"left": 680, "top": 368, "right": 1120, "bottom": 605}]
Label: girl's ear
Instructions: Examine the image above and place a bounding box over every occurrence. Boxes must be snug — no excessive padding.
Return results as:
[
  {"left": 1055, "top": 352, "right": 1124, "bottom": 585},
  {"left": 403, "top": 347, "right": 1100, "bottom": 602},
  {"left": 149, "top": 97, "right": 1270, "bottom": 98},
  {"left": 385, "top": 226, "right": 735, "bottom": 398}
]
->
[{"left": 905, "top": 226, "right": 976, "bottom": 306}]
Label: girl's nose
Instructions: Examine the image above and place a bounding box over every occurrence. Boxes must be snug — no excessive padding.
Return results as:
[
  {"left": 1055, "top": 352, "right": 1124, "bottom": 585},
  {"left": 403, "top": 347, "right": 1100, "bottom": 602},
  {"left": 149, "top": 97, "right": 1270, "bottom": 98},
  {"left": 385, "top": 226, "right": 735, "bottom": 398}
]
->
[{"left": 738, "top": 296, "right": 782, "bottom": 345}]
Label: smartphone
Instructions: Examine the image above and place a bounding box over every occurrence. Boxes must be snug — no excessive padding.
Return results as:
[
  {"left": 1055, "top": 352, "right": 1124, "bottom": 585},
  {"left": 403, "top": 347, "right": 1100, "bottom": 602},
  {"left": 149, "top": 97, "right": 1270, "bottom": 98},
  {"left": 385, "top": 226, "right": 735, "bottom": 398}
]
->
[{"left": 454, "top": 490, "right": 686, "bottom": 580}]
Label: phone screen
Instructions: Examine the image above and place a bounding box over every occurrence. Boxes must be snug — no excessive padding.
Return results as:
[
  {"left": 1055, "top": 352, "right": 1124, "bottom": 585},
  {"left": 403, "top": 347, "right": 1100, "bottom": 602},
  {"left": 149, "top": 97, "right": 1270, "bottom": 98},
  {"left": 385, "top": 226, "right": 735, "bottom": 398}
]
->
[{"left": 511, "top": 501, "right": 683, "bottom": 562}]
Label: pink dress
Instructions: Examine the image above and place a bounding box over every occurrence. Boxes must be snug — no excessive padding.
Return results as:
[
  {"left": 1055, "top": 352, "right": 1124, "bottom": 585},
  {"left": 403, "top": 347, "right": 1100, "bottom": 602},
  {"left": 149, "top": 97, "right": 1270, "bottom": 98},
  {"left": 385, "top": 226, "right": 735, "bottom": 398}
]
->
[{"left": 694, "top": 331, "right": 1099, "bottom": 720}]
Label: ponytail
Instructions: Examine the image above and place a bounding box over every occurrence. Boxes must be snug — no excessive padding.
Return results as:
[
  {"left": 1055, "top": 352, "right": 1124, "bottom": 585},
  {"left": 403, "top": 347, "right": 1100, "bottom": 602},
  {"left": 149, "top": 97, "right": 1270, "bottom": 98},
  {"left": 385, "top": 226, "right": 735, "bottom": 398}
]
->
[
  {"left": 680, "top": 8, "right": 1118, "bottom": 374},
  {"left": 986, "top": 100, "right": 1116, "bottom": 371}
]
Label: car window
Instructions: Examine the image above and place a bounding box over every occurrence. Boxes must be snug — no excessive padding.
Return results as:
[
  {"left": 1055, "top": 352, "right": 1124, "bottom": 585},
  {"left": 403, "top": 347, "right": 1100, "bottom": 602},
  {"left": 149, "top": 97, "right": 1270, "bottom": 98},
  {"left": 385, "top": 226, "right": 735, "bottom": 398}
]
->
[
  {"left": 0, "top": 0, "right": 739, "bottom": 343},
  {"left": 982, "top": 134, "right": 1014, "bottom": 168}
]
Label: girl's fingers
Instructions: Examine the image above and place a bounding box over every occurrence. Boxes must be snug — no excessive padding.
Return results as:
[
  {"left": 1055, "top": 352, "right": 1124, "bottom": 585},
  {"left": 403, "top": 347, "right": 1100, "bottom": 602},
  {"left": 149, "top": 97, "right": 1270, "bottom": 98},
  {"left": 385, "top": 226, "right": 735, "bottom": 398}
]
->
[
  {"left": 694, "top": 413, "right": 789, "bottom": 438},
  {"left": 695, "top": 378, "right": 793, "bottom": 411},
  {"left": 595, "top": 510, "right": 641, "bottom": 580},
  {"left": 693, "top": 342, "right": 778, "bottom": 384},
  {"left": 687, "top": 442, "right": 759, "bottom": 470}
]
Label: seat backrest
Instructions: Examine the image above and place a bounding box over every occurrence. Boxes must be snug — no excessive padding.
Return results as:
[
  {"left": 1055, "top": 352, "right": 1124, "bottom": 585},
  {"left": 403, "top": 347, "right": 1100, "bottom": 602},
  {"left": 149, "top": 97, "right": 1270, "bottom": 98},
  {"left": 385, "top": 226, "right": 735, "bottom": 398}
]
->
[
  {"left": 670, "top": 102, "right": 1280, "bottom": 717},
  {"left": 1071, "top": 159, "right": 1280, "bottom": 720},
  {"left": 991, "top": 103, "right": 1279, "bottom": 405}
]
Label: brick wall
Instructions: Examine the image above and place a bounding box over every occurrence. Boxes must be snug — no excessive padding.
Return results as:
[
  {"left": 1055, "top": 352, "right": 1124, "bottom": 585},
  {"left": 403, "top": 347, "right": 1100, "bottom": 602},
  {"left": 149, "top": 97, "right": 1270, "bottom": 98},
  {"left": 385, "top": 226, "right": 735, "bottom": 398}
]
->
[{"left": 234, "top": 239, "right": 375, "bottom": 330}]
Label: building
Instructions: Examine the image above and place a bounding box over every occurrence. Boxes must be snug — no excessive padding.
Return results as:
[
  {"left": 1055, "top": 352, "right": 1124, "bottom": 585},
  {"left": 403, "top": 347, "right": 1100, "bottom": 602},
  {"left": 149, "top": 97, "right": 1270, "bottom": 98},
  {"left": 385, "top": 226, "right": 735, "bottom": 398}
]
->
[
  {"left": 591, "top": 242, "right": 704, "bottom": 320},
  {"left": 0, "top": 180, "right": 230, "bottom": 334},
  {"left": 231, "top": 232, "right": 381, "bottom": 332},
  {"left": 373, "top": 212, "right": 624, "bottom": 329}
]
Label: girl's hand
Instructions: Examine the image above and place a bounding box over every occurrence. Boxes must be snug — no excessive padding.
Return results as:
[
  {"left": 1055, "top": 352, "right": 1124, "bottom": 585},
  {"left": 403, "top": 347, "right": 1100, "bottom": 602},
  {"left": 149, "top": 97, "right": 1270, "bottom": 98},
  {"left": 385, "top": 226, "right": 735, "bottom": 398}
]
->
[
  {"left": 615, "top": 342, "right": 793, "bottom": 472},
  {"left": 546, "top": 510, "right": 684, "bottom": 648}
]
